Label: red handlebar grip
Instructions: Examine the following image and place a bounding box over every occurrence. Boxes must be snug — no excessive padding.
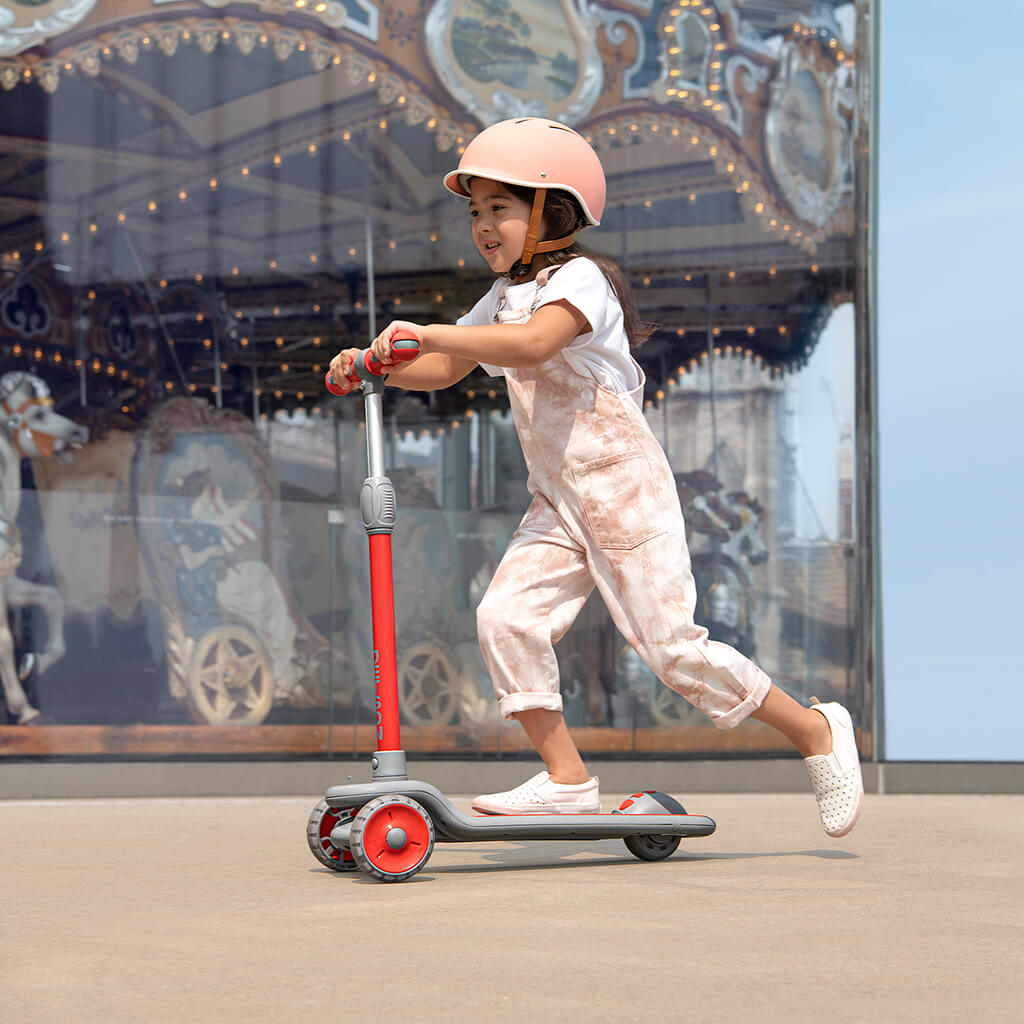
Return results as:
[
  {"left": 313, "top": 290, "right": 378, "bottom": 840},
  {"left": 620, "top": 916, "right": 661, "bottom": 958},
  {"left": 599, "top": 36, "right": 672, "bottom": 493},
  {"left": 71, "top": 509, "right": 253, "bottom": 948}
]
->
[
  {"left": 324, "top": 329, "right": 421, "bottom": 394},
  {"left": 324, "top": 372, "right": 348, "bottom": 396}
]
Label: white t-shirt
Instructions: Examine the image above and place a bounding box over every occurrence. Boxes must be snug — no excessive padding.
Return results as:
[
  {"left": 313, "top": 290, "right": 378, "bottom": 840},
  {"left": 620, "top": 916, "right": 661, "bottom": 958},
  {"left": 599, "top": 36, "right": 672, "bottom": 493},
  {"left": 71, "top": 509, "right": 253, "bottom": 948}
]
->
[{"left": 456, "top": 257, "right": 643, "bottom": 394}]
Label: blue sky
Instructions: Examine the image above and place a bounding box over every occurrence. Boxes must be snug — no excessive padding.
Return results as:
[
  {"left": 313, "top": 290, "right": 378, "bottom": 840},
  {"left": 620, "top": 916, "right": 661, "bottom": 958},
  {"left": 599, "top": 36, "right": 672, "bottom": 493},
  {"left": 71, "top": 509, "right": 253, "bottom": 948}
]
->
[{"left": 878, "top": 1, "right": 1024, "bottom": 759}]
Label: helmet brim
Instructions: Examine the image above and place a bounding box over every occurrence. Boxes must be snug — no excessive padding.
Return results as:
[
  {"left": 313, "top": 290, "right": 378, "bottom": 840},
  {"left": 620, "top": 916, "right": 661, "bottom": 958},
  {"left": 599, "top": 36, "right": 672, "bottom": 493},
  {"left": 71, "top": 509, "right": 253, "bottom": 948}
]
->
[{"left": 442, "top": 167, "right": 601, "bottom": 227}]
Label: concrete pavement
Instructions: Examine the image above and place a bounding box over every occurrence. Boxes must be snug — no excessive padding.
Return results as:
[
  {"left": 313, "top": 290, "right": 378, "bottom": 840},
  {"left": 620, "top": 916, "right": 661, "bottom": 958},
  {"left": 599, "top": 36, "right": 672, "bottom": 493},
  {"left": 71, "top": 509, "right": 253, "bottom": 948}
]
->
[{"left": 2, "top": 793, "right": 1021, "bottom": 1023}]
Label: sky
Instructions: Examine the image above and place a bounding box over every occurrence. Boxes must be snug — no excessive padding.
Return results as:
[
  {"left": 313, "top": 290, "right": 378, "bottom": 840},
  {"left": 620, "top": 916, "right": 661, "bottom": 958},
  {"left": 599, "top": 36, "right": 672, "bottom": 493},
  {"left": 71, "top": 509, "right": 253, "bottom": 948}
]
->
[
  {"left": 791, "top": 303, "right": 854, "bottom": 542},
  {"left": 877, "top": 1, "right": 1024, "bottom": 760}
]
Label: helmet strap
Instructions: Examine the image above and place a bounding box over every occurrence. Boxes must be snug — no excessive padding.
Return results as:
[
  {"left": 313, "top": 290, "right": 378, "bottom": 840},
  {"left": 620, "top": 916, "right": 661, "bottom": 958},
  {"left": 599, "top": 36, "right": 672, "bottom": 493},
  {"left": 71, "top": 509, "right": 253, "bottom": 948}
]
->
[{"left": 509, "top": 188, "right": 577, "bottom": 279}]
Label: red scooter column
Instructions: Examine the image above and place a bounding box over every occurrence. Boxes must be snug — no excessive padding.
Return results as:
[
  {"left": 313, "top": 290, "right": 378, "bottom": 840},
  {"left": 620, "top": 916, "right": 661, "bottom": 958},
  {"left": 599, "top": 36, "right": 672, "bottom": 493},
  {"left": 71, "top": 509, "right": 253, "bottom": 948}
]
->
[
  {"left": 362, "top": 499, "right": 400, "bottom": 752},
  {"left": 326, "top": 332, "right": 419, "bottom": 775}
]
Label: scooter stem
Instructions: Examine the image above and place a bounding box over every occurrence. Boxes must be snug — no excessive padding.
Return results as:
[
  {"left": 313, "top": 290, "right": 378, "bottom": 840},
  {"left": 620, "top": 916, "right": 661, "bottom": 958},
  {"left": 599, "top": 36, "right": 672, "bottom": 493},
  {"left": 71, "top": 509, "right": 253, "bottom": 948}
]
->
[{"left": 359, "top": 374, "right": 405, "bottom": 776}]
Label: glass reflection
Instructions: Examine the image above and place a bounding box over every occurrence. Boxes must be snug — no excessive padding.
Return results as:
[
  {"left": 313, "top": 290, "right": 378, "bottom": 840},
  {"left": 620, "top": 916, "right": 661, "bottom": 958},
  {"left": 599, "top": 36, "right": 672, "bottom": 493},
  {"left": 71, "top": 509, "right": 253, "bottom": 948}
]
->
[{"left": 0, "top": 0, "right": 868, "bottom": 761}]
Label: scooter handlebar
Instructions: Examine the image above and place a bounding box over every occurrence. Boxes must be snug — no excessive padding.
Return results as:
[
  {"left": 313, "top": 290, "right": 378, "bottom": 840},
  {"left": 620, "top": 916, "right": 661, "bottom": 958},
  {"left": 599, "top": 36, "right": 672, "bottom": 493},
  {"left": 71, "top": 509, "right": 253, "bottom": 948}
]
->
[{"left": 325, "top": 330, "right": 420, "bottom": 395}]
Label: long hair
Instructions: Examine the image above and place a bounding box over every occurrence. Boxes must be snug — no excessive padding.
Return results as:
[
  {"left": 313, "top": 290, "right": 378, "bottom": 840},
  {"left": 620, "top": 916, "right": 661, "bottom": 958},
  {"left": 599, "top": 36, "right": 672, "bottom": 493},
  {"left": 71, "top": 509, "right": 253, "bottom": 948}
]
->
[{"left": 503, "top": 184, "right": 657, "bottom": 348}]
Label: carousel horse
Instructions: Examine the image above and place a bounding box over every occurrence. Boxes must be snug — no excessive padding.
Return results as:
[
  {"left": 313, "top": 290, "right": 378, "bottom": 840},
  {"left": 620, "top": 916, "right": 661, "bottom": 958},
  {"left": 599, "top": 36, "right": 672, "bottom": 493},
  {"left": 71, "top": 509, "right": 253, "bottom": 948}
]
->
[
  {"left": 674, "top": 469, "right": 738, "bottom": 541},
  {"left": 0, "top": 372, "right": 88, "bottom": 723},
  {"left": 721, "top": 491, "right": 769, "bottom": 567}
]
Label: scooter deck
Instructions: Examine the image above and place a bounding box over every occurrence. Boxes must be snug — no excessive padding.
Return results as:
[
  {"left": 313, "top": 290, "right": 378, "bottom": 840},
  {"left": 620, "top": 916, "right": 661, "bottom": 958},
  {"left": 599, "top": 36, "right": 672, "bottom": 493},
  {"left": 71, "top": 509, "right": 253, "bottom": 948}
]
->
[{"left": 325, "top": 778, "right": 716, "bottom": 844}]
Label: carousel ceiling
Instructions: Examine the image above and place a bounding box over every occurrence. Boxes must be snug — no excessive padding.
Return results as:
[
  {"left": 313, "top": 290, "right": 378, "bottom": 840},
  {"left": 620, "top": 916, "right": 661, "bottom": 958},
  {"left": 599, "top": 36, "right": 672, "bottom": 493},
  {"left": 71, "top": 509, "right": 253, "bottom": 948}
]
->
[{"left": 0, "top": 0, "right": 860, "bottom": 421}]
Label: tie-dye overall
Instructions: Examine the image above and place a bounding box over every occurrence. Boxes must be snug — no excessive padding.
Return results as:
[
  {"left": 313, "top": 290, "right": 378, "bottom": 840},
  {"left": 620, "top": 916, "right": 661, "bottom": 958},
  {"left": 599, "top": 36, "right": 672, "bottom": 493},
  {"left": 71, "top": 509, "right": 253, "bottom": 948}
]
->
[{"left": 476, "top": 270, "right": 771, "bottom": 728}]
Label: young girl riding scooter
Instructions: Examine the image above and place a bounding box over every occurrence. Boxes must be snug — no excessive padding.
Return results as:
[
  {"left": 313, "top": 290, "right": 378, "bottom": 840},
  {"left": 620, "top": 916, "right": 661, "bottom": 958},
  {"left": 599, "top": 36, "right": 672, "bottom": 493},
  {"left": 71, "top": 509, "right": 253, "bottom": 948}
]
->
[{"left": 328, "top": 118, "right": 863, "bottom": 838}]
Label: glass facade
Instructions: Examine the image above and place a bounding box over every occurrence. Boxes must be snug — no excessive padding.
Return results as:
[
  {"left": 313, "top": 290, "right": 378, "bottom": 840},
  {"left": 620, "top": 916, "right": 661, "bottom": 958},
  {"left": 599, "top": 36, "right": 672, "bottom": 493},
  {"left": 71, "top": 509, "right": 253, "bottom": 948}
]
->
[{"left": 0, "top": 0, "right": 878, "bottom": 760}]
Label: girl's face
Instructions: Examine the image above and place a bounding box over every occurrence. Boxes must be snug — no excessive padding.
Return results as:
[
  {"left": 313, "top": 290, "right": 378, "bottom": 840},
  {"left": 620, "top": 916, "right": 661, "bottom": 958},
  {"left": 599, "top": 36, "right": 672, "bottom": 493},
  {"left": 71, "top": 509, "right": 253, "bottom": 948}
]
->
[{"left": 467, "top": 178, "right": 540, "bottom": 277}]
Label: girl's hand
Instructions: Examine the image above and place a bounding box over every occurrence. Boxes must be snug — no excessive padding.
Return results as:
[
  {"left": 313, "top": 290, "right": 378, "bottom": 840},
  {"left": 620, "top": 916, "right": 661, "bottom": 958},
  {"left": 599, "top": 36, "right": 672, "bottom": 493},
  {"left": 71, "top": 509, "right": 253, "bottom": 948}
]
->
[
  {"left": 370, "top": 321, "right": 424, "bottom": 367},
  {"left": 327, "top": 348, "right": 362, "bottom": 395}
]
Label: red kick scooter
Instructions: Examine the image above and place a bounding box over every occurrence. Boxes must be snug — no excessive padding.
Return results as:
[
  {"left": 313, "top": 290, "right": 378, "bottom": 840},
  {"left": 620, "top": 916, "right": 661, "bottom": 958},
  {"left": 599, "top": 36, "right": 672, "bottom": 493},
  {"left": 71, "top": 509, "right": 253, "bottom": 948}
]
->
[{"left": 306, "top": 332, "right": 716, "bottom": 882}]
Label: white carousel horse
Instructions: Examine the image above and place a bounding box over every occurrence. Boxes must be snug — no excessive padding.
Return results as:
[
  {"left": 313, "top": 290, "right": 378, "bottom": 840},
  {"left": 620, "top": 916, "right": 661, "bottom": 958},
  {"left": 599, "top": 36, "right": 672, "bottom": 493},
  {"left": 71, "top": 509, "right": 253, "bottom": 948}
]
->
[
  {"left": 720, "top": 490, "right": 769, "bottom": 568},
  {"left": 0, "top": 371, "right": 88, "bottom": 723}
]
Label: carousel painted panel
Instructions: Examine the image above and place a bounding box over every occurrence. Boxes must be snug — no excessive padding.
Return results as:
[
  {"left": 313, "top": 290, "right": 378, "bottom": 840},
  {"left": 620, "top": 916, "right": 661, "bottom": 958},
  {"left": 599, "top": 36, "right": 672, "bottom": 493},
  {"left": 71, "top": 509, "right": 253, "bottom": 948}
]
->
[
  {"left": 0, "top": 0, "right": 98, "bottom": 56},
  {"left": 425, "top": 0, "right": 602, "bottom": 125},
  {"left": 764, "top": 42, "right": 854, "bottom": 231},
  {"left": 132, "top": 398, "right": 338, "bottom": 725}
]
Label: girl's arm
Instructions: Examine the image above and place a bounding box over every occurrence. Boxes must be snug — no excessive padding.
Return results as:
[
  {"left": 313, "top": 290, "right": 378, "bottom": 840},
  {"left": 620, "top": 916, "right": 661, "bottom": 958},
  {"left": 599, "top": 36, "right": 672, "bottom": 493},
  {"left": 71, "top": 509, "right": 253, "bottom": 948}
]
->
[
  {"left": 374, "top": 301, "right": 590, "bottom": 371},
  {"left": 327, "top": 347, "right": 476, "bottom": 393},
  {"left": 385, "top": 352, "right": 478, "bottom": 392}
]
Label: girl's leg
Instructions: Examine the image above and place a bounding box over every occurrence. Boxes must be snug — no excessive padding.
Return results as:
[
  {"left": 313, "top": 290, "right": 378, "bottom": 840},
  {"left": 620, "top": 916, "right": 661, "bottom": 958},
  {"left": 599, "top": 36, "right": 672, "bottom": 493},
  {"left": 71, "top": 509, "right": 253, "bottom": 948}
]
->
[
  {"left": 749, "top": 683, "right": 832, "bottom": 757},
  {"left": 513, "top": 708, "right": 590, "bottom": 784},
  {"left": 474, "top": 499, "right": 600, "bottom": 809},
  {"left": 754, "top": 686, "right": 864, "bottom": 837},
  {"left": 588, "top": 528, "right": 833, "bottom": 758},
  {"left": 477, "top": 497, "right": 594, "bottom": 722},
  {"left": 589, "top": 526, "right": 772, "bottom": 730}
]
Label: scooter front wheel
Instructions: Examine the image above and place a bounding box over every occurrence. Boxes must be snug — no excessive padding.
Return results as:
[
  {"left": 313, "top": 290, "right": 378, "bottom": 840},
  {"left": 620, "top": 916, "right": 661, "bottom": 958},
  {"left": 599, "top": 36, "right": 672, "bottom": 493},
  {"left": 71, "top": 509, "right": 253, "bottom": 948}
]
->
[
  {"left": 306, "top": 799, "right": 360, "bottom": 871},
  {"left": 349, "top": 795, "right": 435, "bottom": 882}
]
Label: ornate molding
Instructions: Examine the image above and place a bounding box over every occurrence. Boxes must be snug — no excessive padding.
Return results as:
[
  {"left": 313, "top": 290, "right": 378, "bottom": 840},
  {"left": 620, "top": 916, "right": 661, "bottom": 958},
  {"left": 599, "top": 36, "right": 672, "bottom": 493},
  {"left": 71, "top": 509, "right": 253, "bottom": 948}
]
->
[
  {"left": 0, "top": 15, "right": 469, "bottom": 154},
  {"left": 153, "top": 0, "right": 379, "bottom": 41}
]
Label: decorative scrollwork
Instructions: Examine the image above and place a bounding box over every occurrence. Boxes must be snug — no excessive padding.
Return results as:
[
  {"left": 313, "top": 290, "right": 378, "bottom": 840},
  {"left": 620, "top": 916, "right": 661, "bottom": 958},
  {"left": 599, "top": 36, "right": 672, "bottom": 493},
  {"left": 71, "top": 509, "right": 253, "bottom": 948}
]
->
[
  {"left": 2, "top": 280, "right": 52, "bottom": 338},
  {"left": 722, "top": 54, "right": 769, "bottom": 136},
  {"left": 586, "top": 4, "right": 655, "bottom": 100}
]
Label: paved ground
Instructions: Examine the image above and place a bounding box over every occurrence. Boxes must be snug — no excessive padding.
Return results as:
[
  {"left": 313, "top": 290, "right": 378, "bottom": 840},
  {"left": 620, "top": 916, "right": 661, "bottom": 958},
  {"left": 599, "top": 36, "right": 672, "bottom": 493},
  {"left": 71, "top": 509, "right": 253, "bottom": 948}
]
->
[{"left": 2, "top": 793, "right": 1021, "bottom": 1023}]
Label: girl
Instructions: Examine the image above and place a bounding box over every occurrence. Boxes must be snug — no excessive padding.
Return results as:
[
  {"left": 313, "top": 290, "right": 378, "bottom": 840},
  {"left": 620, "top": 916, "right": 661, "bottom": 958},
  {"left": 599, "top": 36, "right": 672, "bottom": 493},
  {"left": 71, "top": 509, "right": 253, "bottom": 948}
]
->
[{"left": 329, "top": 118, "right": 863, "bottom": 837}]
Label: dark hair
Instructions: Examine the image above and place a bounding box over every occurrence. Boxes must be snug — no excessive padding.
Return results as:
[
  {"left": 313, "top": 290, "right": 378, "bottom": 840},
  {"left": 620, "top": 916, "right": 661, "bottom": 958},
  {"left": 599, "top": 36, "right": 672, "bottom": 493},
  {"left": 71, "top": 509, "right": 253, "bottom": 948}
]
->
[{"left": 504, "top": 184, "right": 657, "bottom": 348}]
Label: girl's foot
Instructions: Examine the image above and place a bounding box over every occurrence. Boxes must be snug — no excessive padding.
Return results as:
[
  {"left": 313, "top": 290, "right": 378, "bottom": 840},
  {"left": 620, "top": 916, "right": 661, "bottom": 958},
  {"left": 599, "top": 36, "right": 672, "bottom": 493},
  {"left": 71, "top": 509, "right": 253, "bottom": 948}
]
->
[
  {"left": 804, "top": 699, "right": 864, "bottom": 837},
  {"left": 472, "top": 771, "right": 601, "bottom": 815}
]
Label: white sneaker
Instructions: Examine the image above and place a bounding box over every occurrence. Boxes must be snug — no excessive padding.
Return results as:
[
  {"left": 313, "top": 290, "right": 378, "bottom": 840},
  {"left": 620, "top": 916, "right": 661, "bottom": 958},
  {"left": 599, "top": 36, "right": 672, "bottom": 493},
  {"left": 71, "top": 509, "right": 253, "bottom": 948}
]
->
[
  {"left": 805, "top": 699, "right": 864, "bottom": 838},
  {"left": 472, "top": 771, "right": 601, "bottom": 815}
]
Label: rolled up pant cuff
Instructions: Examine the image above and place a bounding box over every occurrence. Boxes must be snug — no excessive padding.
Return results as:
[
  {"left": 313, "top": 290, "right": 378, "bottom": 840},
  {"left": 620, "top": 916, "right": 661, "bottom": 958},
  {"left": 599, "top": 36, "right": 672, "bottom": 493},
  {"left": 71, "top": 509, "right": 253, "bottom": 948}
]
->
[
  {"left": 497, "top": 692, "right": 564, "bottom": 720},
  {"left": 709, "top": 674, "right": 772, "bottom": 730}
]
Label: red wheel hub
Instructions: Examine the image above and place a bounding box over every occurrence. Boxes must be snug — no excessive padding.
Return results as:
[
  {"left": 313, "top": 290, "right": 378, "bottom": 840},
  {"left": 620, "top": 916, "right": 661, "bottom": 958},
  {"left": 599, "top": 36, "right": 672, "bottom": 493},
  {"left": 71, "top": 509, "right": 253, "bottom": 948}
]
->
[{"left": 362, "top": 803, "right": 431, "bottom": 874}]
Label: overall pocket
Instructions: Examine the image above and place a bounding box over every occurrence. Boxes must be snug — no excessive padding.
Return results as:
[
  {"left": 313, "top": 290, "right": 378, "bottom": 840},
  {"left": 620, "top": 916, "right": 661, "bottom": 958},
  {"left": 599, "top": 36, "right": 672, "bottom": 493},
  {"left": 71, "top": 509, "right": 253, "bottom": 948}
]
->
[{"left": 571, "top": 451, "right": 666, "bottom": 550}]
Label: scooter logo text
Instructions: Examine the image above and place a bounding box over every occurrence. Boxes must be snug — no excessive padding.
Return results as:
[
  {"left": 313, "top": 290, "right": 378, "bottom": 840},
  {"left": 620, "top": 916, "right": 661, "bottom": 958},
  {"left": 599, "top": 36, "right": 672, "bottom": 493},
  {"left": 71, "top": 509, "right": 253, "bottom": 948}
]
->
[{"left": 373, "top": 650, "right": 383, "bottom": 741}]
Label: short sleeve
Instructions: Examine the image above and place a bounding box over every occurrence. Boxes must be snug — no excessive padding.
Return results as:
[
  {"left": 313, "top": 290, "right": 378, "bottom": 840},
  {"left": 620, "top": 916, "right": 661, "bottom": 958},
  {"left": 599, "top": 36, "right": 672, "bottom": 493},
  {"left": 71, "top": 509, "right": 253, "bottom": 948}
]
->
[
  {"left": 535, "top": 258, "right": 613, "bottom": 341},
  {"left": 456, "top": 289, "right": 495, "bottom": 328}
]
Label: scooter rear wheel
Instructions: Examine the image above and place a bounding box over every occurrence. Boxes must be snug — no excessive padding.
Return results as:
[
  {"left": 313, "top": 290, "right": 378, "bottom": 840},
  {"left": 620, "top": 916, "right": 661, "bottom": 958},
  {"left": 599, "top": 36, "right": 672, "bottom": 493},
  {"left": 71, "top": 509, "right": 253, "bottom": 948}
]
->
[
  {"left": 306, "top": 799, "right": 360, "bottom": 871},
  {"left": 624, "top": 833, "right": 682, "bottom": 861},
  {"left": 349, "top": 795, "right": 435, "bottom": 882}
]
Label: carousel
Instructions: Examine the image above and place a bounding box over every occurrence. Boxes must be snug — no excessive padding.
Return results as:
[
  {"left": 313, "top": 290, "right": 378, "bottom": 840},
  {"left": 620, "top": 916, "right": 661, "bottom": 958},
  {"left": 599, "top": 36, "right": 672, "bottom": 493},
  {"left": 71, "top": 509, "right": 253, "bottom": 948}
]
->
[{"left": 0, "top": 0, "right": 870, "bottom": 757}]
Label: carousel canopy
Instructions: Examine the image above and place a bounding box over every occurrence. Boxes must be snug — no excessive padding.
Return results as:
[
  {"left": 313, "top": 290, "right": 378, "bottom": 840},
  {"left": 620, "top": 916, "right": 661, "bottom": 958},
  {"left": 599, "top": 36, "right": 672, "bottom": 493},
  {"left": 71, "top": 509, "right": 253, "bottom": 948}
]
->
[{"left": 0, "top": 0, "right": 859, "bottom": 419}]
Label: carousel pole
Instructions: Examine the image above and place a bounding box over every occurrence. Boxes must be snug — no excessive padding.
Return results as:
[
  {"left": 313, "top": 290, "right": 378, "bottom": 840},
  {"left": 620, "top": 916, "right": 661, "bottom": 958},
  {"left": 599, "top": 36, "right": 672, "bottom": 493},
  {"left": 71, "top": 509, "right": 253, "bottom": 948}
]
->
[
  {"left": 72, "top": 224, "right": 88, "bottom": 409},
  {"left": 705, "top": 276, "right": 720, "bottom": 481},
  {"left": 123, "top": 229, "right": 189, "bottom": 394},
  {"left": 364, "top": 205, "right": 376, "bottom": 341},
  {"left": 213, "top": 331, "right": 223, "bottom": 409}
]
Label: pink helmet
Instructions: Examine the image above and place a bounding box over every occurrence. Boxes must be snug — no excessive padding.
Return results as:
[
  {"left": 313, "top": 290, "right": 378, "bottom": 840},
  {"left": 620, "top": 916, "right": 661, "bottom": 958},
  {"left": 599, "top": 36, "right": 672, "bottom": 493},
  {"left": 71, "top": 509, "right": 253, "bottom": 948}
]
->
[{"left": 443, "top": 118, "right": 606, "bottom": 226}]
